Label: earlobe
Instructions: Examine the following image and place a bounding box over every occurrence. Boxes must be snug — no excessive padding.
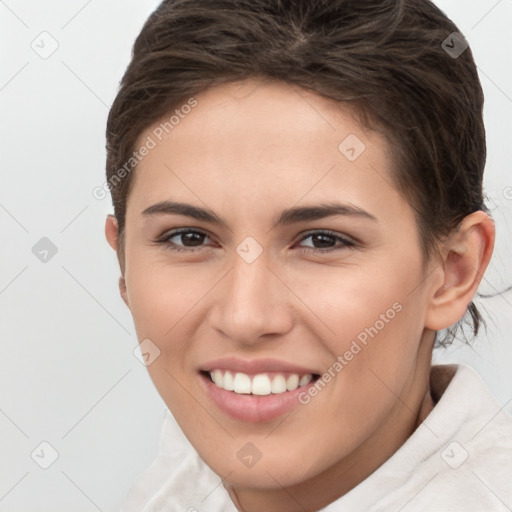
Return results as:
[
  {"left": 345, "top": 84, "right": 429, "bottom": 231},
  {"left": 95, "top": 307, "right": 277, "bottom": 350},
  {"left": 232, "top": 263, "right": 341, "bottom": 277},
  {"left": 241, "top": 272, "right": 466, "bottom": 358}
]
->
[
  {"left": 425, "top": 211, "right": 495, "bottom": 331},
  {"left": 119, "top": 276, "right": 130, "bottom": 308}
]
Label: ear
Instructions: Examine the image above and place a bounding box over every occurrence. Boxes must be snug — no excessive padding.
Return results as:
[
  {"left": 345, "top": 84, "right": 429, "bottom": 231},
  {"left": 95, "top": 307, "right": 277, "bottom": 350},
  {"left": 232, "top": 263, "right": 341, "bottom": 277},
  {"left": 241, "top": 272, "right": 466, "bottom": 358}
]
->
[
  {"left": 105, "top": 214, "right": 119, "bottom": 251},
  {"left": 105, "top": 215, "right": 130, "bottom": 309},
  {"left": 425, "top": 211, "right": 495, "bottom": 331}
]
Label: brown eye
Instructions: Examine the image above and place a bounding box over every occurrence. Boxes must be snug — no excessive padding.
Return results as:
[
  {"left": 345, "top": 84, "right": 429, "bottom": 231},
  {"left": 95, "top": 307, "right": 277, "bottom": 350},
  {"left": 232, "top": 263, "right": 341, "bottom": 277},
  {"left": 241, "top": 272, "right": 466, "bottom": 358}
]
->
[
  {"left": 298, "top": 231, "right": 355, "bottom": 253},
  {"left": 158, "top": 229, "right": 212, "bottom": 252}
]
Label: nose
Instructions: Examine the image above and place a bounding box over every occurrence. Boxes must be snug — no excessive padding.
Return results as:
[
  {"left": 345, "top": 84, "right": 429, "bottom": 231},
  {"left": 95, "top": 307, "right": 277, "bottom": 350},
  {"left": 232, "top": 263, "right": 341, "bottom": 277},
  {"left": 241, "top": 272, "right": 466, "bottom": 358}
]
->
[{"left": 208, "top": 247, "right": 294, "bottom": 346}]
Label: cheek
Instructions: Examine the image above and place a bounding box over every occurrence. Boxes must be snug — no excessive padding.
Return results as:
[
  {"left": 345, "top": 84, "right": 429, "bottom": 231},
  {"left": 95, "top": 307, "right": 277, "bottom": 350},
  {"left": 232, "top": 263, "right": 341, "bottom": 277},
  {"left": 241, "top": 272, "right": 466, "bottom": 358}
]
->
[
  {"left": 126, "top": 264, "right": 201, "bottom": 412},
  {"left": 306, "top": 255, "right": 422, "bottom": 343},
  {"left": 126, "top": 254, "right": 211, "bottom": 339},
  {"left": 303, "top": 254, "right": 427, "bottom": 398}
]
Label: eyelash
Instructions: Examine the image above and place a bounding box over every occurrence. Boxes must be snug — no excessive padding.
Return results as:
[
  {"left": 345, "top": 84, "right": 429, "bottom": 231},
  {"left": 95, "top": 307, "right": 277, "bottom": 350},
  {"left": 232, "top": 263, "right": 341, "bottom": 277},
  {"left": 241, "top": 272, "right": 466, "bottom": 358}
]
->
[{"left": 156, "top": 228, "right": 356, "bottom": 255}]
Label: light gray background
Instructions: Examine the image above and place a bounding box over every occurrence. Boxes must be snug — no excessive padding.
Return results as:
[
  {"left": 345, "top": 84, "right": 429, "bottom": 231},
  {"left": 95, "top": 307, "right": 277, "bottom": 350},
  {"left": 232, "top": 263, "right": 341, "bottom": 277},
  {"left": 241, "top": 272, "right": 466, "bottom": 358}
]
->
[{"left": 1, "top": 0, "right": 511, "bottom": 510}]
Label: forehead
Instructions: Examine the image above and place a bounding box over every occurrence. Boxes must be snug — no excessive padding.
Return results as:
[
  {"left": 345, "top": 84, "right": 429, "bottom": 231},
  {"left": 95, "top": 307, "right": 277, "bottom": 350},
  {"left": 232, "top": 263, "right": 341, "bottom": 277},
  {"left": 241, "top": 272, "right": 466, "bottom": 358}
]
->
[{"left": 128, "top": 78, "right": 404, "bottom": 220}]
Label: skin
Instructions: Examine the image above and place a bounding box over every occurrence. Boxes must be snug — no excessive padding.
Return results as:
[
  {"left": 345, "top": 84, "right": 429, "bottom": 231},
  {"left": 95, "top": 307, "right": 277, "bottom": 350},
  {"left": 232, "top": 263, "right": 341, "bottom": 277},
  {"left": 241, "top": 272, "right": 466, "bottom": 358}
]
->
[{"left": 105, "top": 78, "right": 495, "bottom": 512}]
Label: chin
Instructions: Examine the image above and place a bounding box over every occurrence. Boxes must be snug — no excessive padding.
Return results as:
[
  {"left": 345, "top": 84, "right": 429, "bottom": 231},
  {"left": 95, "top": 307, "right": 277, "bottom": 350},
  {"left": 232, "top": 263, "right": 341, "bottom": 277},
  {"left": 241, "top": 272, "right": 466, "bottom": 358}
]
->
[{"left": 198, "top": 444, "right": 324, "bottom": 489}]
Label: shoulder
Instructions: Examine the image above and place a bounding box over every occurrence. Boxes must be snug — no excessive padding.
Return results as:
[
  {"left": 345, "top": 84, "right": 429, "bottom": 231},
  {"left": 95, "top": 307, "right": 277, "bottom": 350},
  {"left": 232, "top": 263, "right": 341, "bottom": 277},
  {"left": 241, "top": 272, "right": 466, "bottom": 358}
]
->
[
  {"left": 327, "top": 364, "right": 512, "bottom": 512},
  {"left": 392, "top": 363, "right": 512, "bottom": 511}
]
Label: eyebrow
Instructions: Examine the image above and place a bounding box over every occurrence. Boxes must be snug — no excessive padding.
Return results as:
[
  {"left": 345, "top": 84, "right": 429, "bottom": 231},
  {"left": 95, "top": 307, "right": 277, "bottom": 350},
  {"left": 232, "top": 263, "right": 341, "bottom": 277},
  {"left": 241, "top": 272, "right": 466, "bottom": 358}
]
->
[{"left": 141, "top": 200, "right": 378, "bottom": 227}]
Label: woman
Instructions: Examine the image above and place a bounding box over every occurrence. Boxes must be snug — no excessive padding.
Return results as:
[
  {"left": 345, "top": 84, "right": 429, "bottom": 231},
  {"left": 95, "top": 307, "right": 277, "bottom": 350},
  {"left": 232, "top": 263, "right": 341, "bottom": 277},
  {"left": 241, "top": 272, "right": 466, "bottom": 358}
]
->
[{"left": 104, "top": 0, "right": 512, "bottom": 510}]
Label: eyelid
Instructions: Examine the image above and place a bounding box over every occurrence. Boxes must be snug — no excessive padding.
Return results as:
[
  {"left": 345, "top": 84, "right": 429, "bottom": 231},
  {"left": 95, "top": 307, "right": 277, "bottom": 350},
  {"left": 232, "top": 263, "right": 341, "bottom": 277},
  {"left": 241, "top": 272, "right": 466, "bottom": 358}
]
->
[
  {"left": 157, "top": 228, "right": 216, "bottom": 250},
  {"left": 294, "top": 228, "right": 357, "bottom": 246}
]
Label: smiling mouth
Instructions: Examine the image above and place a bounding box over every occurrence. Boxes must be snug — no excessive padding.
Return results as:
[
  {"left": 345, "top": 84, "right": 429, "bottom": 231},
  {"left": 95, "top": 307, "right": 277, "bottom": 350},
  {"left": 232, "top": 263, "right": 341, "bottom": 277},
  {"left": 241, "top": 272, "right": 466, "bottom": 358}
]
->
[{"left": 201, "top": 370, "right": 320, "bottom": 396}]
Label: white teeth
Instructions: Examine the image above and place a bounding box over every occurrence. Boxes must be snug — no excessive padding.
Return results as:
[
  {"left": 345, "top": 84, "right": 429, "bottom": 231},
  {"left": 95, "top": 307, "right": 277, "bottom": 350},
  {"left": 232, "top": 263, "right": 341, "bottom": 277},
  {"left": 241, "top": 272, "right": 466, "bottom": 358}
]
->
[
  {"left": 209, "top": 370, "right": 314, "bottom": 395},
  {"left": 271, "top": 374, "right": 287, "bottom": 394},
  {"left": 212, "top": 369, "right": 223, "bottom": 386},
  {"left": 223, "top": 370, "right": 234, "bottom": 391},
  {"left": 252, "top": 374, "right": 272, "bottom": 396},
  {"left": 299, "top": 374, "right": 312, "bottom": 386},
  {"left": 286, "top": 374, "right": 299, "bottom": 391},
  {"left": 233, "top": 372, "right": 252, "bottom": 394}
]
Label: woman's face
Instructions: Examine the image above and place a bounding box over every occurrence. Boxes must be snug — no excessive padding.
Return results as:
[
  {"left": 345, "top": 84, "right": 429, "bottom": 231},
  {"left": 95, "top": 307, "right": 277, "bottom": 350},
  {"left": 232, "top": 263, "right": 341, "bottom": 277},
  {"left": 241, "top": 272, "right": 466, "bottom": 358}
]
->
[{"left": 113, "top": 79, "right": 443, "bottom": 492}]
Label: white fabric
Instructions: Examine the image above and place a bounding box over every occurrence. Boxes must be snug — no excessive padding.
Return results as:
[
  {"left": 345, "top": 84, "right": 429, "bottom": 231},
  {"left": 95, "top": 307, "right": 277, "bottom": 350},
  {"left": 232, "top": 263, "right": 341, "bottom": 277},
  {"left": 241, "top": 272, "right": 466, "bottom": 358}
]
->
[{"left": 121, "top": 364, "right": 512, "bottom": 512}]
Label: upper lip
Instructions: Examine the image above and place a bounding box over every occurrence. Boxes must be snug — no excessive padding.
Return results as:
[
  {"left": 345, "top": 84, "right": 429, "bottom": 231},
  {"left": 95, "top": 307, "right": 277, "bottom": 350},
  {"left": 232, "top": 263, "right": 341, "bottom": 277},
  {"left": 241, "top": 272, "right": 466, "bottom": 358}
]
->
[{"left": 199, "top": 357, "right": 319, "bottom": 375}]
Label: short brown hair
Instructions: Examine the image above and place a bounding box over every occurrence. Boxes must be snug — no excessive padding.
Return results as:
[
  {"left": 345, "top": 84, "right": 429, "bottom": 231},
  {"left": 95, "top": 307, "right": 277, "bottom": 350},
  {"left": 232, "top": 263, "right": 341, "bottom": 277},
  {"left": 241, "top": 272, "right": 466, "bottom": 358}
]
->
[{"left": 105, "top": 0, "right": 488, "bottom": 346}]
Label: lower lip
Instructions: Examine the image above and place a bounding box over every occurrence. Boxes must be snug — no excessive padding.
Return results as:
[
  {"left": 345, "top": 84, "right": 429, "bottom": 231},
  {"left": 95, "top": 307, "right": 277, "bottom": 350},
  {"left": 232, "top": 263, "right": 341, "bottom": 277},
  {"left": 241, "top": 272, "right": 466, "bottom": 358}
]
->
[{"left": 199, "top": 372, "right": 317, "bottom": 422}]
